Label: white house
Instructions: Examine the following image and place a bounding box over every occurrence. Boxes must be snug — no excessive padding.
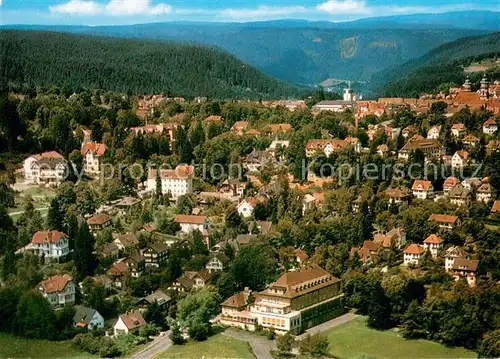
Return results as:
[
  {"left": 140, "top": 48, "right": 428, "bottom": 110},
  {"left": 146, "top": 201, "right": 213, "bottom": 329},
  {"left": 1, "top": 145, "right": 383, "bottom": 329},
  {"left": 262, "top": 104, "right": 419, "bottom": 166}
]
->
[
  {"left": 427, "top": 126, "right": 441, "bottom": 139},
  {"left": 73, "top": 306, "right": 105, "bottom": 331},
  {"left": 444, "top": 246, "right": 467, "bottom": 272},
  {"left": 174, "top": 214, "right": 211, "bottom": 234},
  {"left": 476, "top": 183, "right": 495, "bottom": 203},
  {"left": 403, "top": 244, "right": 425, "bottom": 266},
  {"left": 451, "top": 123, "right": 466, "bottom": 137},
  {"left": 206, "top": 252, "right": 230, "bottom": 273},
  {"left": 483, "top": 118, "right": 498, "bottom": 134},
  {"left": 411, "top": 180, "right": 433, "bottom": 199},
  {"left": 21, "top": 231, "right": 70, "bottom": 261},
  {"left": 451, "top": 151, "right": 469, "bottom": 169},
  {"left": 423, "top": 234, "right": 444, "bottom": 258},
  {"left": 23, "top": 151, "right": 67, "bottom": 186},
  {"left": 146, "top": 165, "right": 193, "bottom": 200},
  {"left": 237, "top": 198, "right": 262, "bottom": 218},
  {"left": 81, "top": 142, "right": 107, "bottom": 174},
  {"left": 113, "top": 311, "right": 146, "bottom": 336},
  {"left": 38, "top": 274, "right": 75, "bottom": 307}
]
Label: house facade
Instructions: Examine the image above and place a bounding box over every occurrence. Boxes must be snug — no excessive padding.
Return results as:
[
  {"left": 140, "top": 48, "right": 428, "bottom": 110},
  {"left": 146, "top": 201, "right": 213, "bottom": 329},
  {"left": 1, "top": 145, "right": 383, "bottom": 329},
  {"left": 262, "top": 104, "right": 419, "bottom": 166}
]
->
[
  {"left": 38, "top": 274, "right": 75, "bottom": 307},
  {"left": 142, "top": 242, "right": 169, "bottom": 268},
  {"left": 23, "top": 151, "right": 67, "bottom": 186},
  {"left": 206, "top": 253, "right": 229, "bottom": 273},
  {"left": 174, "top": 215, "right": 211, "bottom": 234},
  {"left": 146, "top": 165, "right": 194, "bottom": 200},
  {"left": 87, "top": 214, "right": 112, "bottom": 233},
  {"left": 403, "top": 244, "right": 425, "bottom": 266},
  {"left": 423, "top": 234, "right": 444, "bottom": 258},
  {"left": 114, "top": 311, "right": 146, "bottom": 336},
  {"left": 412, "top": 180, "right": 433, "bottom": 199},
  {"left": 73, "top": 306, "right": 105, "bottom": 331},
  {"left": 23, "top": 231, "right": 70, "bottom": 261},
  {"left": 81, "top": 142, "right": 107, "bottom": 174}
]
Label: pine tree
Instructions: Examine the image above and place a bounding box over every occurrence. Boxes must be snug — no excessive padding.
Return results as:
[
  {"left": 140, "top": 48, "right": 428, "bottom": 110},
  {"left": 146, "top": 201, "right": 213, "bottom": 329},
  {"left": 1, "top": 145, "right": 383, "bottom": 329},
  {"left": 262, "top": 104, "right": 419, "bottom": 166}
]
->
[
  {"left": 47, "top": 197, "right": 65, "bottom": 232},
  {"left": 156, "top": 168, "right": 163, "bottom": 199},
  {"left": 74, "top": 223, "right": 96, "bottom": 281},
  {"left": 2, "top": 234, "right": 17, "bottom": 281}
]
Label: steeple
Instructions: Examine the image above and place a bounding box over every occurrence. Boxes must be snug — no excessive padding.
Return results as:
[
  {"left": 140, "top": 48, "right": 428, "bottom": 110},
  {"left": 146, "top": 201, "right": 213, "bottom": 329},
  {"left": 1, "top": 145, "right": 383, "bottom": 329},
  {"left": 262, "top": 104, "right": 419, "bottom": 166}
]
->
[
  {"left": 480, "top": 74, "right": 489, "bottom": 100},
  {"left": 463, "top": 76, "right": 472, "bottom": 92}
]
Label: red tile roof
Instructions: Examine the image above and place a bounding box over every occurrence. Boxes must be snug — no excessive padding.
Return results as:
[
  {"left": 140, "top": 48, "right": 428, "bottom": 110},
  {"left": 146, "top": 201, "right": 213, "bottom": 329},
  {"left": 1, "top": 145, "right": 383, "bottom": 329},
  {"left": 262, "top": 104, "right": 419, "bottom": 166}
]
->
[
  {"left": 403, "top": 244, "right": 425, "bottom": 255},
  {"left": 268, "top": 123, "right": 292, "bottom": 133},
  {"left": 443, "top": 177, "right": 458, "bottom": 190},
  {"left": 429, "top": 214, "right": 458, "bottom": 224},
  {"left": 39, "top": 274, "right": 73, "bottom": 293},
  {"left": 119, "top": 310, "right": 146, "bottom": 330},
  {"left": 174, "top": 214, "right": 208, "bottom": 224},
  {"left": 31, "top": 231, "right": 67, "bottom": 244},
  {"left": 204, "top": 115, "right": 223, "bottom": 122},
  {"left": 412, "top": 180, "right": 432, "bottom": 191},
  {"left": 484, "top": 118, "right": 497, "bottom": 126},
  {"left": 424, "top": 234, "right": 444, "bottom": 244},
  {"left": 81, "top": 142, "right": 107, "bottom": 156},
  {"left": 31, "top": 151, "right": 64, "bottom": 160},
  {"left": 87, "top": 213, "right": 111, "bottom": 225},
  {"left": 491, "top": 200, "right": 500, "bottom": 213}
]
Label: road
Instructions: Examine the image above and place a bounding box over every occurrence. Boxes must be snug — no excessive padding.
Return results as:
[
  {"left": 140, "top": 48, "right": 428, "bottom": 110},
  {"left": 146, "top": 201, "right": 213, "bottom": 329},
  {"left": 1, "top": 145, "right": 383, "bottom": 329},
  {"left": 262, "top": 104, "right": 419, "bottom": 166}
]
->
[{"left": 129, "top": 333, "right": 172, "bottom": 359}]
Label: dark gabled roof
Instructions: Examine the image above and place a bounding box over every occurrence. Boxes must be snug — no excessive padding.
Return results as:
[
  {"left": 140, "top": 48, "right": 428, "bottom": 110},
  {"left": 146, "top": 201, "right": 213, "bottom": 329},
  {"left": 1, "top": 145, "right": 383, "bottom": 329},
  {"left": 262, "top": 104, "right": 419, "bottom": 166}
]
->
[
  {"left": 73, "top": 306, "right": 97, "bottom": 326},
  {"left": 209, "top": 252, "right": 229, "bottom": 265}
]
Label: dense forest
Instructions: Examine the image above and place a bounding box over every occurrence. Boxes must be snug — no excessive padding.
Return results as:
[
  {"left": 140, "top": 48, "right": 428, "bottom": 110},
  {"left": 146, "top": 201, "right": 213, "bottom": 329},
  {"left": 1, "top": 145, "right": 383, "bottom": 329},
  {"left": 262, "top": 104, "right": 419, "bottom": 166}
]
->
[
  {"left": 6, "top": 23, "right": 488, "bottom": 85},
  {"left": 372, "top": 32, "right": 500, "bottom": 96},
  {"left": 0, "top": 30, "right": 299, "bottom": 99}
]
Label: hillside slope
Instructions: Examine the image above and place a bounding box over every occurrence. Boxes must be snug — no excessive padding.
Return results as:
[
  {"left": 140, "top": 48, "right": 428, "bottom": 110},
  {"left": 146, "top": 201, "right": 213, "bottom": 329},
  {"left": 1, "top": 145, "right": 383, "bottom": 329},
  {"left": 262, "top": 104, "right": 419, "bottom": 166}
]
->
[
  {"left": 4, "top": 21, "right": 489, "bottom": 85},
  {"left": 374, "top": 32, "right": 500, "bottom": 97},
  {"left": 0, "top": 30, "right": 298, "bottom": 99}
]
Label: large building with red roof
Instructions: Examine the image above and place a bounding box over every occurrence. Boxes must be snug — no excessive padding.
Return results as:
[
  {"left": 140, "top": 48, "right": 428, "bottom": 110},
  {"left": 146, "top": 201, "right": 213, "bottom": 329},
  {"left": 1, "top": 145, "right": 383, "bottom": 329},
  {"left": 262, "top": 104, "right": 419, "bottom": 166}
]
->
[
  {"left": 23, "top": 151, "right": 67, "bottom": 186},
  {"left": 19, "top": 231, "right": 71, "bottom": 261}
]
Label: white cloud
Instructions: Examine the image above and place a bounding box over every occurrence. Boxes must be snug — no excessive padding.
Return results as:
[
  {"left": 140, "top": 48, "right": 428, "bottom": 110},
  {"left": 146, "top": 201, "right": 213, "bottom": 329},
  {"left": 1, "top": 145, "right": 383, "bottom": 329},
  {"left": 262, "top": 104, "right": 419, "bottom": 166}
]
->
[
  {"left": 316, "top": 0, "right": 370, "bottom": 15},
  {"left": 50, "top": 0, "right": 172, "bottom": 16},
  {"left": 50, "top": 0, "right": 103, "bottom": 15},
  {"left": 0, "top": 0, "right": 3, "bottom": 7},
  {"left": 106, "top": 0, "right": 172, "bottom": 16},
  {"left": 220, "top": 5, "right": 307, "bottom": 20}
]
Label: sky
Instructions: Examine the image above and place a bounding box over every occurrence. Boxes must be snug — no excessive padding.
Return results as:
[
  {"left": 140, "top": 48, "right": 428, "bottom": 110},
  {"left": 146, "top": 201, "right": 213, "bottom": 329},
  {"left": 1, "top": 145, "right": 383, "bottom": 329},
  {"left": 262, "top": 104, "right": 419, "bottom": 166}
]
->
[{"left": 0, "top": 0, "right": 498, "bottom": 25}]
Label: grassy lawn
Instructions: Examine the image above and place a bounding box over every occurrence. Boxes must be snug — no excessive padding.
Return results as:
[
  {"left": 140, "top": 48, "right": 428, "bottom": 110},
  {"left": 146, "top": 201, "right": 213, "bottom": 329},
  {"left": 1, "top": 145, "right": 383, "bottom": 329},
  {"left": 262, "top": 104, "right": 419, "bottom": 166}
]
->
[
  {"left": 160, "top": 334, "right": 256, "bottom": 359},
  {"left": 0, "top": 333, "right": 92, "bottom": 358},
  {"left": 325, "top": 317, "right": 477, "bottom": 359}
]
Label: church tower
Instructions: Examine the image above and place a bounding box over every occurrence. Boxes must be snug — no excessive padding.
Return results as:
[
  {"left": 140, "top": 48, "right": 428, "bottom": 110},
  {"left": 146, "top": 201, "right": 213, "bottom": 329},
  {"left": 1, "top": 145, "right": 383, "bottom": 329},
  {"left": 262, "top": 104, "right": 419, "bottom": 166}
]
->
[
  {"left": 462, "top": 76, "right": 472, "bottom": 92},
  {"left": 480, "top": 74, "right": 489, "bottom": 100}
]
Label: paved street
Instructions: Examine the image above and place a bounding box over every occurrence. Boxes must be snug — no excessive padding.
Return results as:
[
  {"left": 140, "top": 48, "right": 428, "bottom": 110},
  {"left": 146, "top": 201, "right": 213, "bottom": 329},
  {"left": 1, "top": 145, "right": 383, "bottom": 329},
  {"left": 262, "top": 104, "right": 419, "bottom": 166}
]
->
[{"left": 130, "top": 333, "right": 172, "bottom": 359}]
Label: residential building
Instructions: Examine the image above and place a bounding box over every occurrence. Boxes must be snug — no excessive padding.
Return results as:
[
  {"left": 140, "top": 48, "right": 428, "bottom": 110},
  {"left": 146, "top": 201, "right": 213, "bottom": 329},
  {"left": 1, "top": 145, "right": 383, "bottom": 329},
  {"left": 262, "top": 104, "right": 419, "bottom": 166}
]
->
[
  {"left": 169, "top": 270, "right": 211, "bottom": 292},
  {"left": 403, "top": 244, "right": 425, "bottom": 266},
  {"left": 22, "top": 230, "right": 70, "bottom": 261},
  {"left": 248, "top": 220, "right": 272, "bottom": 235},
  {"left": 483, "top": 118, "right": 498, "bottom": 134},
  {"left": 249, "top": 265, "right": 343, "bottom": 334},
  {"left": 244, "top": 150, "right": 274, "bottom": 172},
  {"left": 237, "top": 197, "right": 266, "bottom": 218},
  {"left": 267, "top": 123, "right": 292, "bottom": 136},
  {"left": 268, "top": 140, "right": 290, "bottom": 161},
  {"left": 476, "top": 183, "right": 495, "bottom": 203},
  {"left": 130, "top": 123, "right": 177, "bottom": 142},
  {"left": 449, "top": 185, "right": 471, "bottom": 207},
  {"left": 204, "top": 115, "right": 223, "bottom": 124},
  {"left": 451, "top": 123, "right": 466, "bottom": 137},
  {"left": 302, "top": 192, "right": 325, "bottom": 214},
  {"left": 462, "top": 134, "right": 480, "bottom": 147},
  {"left": 113, "top": 232, "right": 139, "bottom": 251},
  {"left": 115, "top": 197, "right": 142, "bottom": 214},
  {"left": 444, "top": 246, "right": 467, "bottom": 272},
  {"left": 206, "top": 252, "right": 230, "bottom": 273},
  {"left": 305, "top": 138, "right": 358, "bottom": 157},
  {"left": 312, "top": 99, "right": 355, "bottom": 113},
  {"left": 443, "top": 177, "right": 459, "bottom": 194},
  {"left": 106, "top": 261, "right": 129, "bottom": 288},
  {"left": 452, "top": 259, "right": 479, "bottom": 287},
  {"left": 142, "top": 242, "right": 169, "bottom": 268},
  {"left": 423, "top": 234, "right": 444, "bottom": 258},
  {"left": 373, "top": 228, "right": 407, "bottom": 249},
  {"left": 23, "top": 151, "right": 67, "bottom": 186},
  {"left": 81, "top": 142, "right": 107, "bottom": 174},
  {"left": 122, "top": 254, "right": 145, "bottom": 278},
  {"left": 220, "top": 288, "right": 257, "bottom": 330},
  {"left": 140, "top": 289, "right": 171, "bottom": 308},
  {"left": 101, "top": 242, "right": 120, "bottom": 259},
  {"left": 146, "top": 165, "right": 194, "bottom": 200},
  {"left": 429, "top": 214, "right": 460, "bottom": 230},
  {"left": 38, "top": 274, "right": 75, "bottom": 307},
  {"left": 73, "top": 306, "right": 104, "bottom": 331},
  {"left": 174, "top": 214, "right": 211, "bottom": 234},
  {"left": 451, "top": 151, "right": 470, "bottom": 169},
  {"left": 412, "top": 180, "right": 433, "bottom": 199},
  {"left": 114, "top": 311, "right": 146, "bottom": 336},
  {"left": 491, "top": 200, "right": 500, "bottom": 214},
  {"left": 398, "top": 138, "right": 441, "bottom": 161},
  {"left": 87, "top": 213, "right": 112, "bottom": 233},
  {"left": 427, "top": 126, "right": 441, "bottom": 139},
  {"left": 232, "top": 121, "right": 249, "bottom": 135},
  {"left": 385, "top": 188, "right": 411, "bottom": 206},
  {"left": 377, "top": 144, "right": 389, "bottom": 157}
]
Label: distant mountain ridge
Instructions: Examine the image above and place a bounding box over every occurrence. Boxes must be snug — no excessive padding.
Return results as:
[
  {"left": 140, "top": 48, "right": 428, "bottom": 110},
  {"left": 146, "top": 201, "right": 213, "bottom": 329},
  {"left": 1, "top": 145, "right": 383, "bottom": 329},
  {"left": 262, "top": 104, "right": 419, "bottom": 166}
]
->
[
  {"left": 374, "top": 32, "right": 500, "bottom": 97},
  {"left": 0, "top": 30, "right": 299, "bottom": 99},
  {"left": 4, "top": 11, "right": 497, "bottom": 85}
]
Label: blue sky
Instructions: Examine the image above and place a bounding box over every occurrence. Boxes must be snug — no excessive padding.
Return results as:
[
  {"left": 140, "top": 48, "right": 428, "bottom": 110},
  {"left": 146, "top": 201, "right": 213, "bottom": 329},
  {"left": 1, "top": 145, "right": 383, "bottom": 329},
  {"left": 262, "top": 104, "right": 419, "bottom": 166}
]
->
[{"left": 1, "top": 0, "right": 499, "bottom": 25}]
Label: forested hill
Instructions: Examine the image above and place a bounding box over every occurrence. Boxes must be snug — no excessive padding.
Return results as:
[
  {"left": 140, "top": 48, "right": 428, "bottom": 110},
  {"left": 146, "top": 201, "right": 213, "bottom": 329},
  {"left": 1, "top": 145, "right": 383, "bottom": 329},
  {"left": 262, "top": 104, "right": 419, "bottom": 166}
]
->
[
  {"left": 373, "top": 32, "right": 500, "bottom": 97},
  {"left": 0, "top": 30, "right": 299, "bottom": 99}
]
